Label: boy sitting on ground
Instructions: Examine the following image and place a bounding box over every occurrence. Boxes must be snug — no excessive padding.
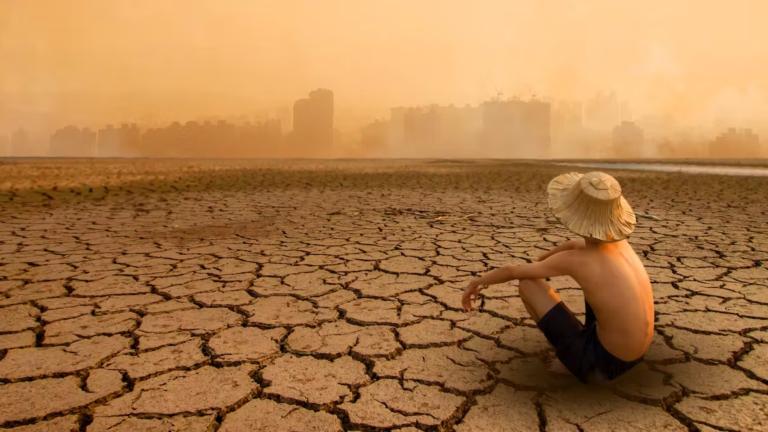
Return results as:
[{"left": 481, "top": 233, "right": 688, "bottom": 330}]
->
[{"left": 462, "top": 171, "right": 654, "bottom": 382}]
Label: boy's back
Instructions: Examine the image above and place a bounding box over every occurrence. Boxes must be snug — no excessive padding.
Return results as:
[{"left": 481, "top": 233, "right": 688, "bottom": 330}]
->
[{"left": 563, "top": 239, "right": 654, "bottom": 361}]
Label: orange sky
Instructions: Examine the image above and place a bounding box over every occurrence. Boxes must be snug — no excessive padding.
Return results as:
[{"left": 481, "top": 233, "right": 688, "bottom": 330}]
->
[{"left": 1, "top": 0, "right": 767, "bottom": 140}]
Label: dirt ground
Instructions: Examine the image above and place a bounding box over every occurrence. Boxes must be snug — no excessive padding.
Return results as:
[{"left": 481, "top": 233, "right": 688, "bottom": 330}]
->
[{"left": 0, "top": 158, "right": 766, "bottom": 431}]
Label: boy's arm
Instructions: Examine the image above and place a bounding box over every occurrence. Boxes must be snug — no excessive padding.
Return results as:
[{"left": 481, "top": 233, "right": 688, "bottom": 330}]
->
[
  {"left": 537, "top": 238, "right": 585, "bottom": 261},
  {"left": 462, "top": 251, "right": 578, "bottom": 311}
]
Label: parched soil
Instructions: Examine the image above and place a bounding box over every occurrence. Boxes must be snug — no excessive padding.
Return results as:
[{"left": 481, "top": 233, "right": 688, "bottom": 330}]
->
[{"left": 0, "top": 158, "right": 766, "bottom": 431}]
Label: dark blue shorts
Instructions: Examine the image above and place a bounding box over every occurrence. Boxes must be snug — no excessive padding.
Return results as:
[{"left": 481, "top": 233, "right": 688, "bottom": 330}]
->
[{"left": 536, "top": 300, "right": 642, "bottom": 382}]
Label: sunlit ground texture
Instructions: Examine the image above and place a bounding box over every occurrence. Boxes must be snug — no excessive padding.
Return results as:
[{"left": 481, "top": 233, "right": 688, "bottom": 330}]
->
[{"left": 0, "top": 158, "right": 767, "bottom": 431}]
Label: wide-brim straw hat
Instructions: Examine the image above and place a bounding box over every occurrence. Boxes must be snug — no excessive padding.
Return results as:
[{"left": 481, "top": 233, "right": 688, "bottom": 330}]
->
[{"left": 547, "top": 171, "right": 636, "bottom": 241}]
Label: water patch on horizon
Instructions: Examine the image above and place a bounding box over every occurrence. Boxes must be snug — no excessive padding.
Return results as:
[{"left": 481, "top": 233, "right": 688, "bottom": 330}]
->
[{"left": 554, "top": 162, "right": 768, "bottom": 177}]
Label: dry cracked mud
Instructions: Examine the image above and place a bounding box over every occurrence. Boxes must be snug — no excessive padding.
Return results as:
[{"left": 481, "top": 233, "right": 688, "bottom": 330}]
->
[{"left": 0, "top": 158, "right": 766, "bottom": 431}]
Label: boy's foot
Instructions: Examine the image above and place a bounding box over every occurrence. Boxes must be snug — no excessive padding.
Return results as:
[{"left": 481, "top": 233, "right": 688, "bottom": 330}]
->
[{"left": 548, "top": 358, "right": 570, "bottom": 375}]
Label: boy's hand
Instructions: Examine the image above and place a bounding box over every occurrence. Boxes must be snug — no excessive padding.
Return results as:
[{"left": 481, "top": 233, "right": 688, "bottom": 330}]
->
[{"left": 462, "top": 278, "right": 485, "bottom": 312}]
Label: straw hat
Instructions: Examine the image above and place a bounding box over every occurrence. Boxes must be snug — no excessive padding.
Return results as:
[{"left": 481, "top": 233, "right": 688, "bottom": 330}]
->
[{"left": 547, "top": 171, "right": 636, "bottom": 241}]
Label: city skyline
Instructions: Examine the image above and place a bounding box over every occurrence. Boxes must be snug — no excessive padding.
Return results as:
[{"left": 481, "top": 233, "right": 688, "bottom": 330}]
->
[
  {"left": 2, "top": 88, "right": 764, "bottom": 159},
  {"left": 2, "top": 1, "right": 767, "bottom": 157}
]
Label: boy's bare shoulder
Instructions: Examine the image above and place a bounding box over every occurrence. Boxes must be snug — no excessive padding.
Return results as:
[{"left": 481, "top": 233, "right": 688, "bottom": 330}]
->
[
  {"left": 566, "top": 246, "right": 599, "bottom": 259},
  {"left": 543, "top": 248, "right": 590, "bottom": 274},
  {"left": 557, "top": 245, "right": 611, "bottom": 275}
]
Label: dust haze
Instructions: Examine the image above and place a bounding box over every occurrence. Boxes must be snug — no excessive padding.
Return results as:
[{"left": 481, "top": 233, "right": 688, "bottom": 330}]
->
[{"left": 1, "top": 0, "right": 767, "bottom": 158}]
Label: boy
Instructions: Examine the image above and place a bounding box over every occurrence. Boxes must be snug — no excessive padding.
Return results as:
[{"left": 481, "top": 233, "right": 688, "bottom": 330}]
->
[{"left": 462, "top": 171, "right": 654, "bottom": 382}]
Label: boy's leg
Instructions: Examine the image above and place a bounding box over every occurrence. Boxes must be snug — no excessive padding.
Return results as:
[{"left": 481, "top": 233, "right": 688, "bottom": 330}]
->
[
  {"left": 519, "top": 279, "right": 572, "bottom": 374},
  {"left": 518, "top": 278, "right": 561, "bottom": 322},
  {"left": 521, "top": 278, "right": 591, "bottom": 381}
]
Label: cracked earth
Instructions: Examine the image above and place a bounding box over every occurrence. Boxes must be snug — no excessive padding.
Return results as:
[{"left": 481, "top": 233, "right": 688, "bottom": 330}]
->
[{"left": 0, "top": 159, "right": 766, "bottom": 431}]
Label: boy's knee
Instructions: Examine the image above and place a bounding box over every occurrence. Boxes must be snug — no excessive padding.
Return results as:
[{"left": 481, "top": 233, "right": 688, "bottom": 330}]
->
[{"left": 518, "top": 278, "right": 537, "bottom": 298}]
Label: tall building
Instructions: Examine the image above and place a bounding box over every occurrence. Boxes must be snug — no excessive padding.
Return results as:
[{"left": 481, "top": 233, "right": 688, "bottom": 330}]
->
[
  {"left": 710, "top": 128, "right": 760, "bottom": 158},
  {"left": 292, "top": 89, "right": 334, "bottom": 152},
  {"left": 479, "top": 98, "right": 550, "bottom": 158},
  {"left": 612, "top": 121, "right": 645, "bottom": 158}
]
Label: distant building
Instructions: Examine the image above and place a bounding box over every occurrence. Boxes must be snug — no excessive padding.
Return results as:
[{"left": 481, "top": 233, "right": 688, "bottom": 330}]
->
[
  {"left": 402, "top": 106, "right": 440, "bottom": 155},
  {"left": 612, "top": 121, "right": 645, "bottom": 158},
  {"left": 50, "top": 126, "right": 96, "bottom": 157},
  {"left": 360, "top": 120, "right": 389, "bottom": 156},
  {"left": 274, "top": 107, "right": 292, "bottom": 132},
  {"left": 97, "top": 125, "right": 116, "bottom": 156},
  {"left": 292, "top": 89, "right": 334, "bottom": 151},
  {"left": 636, "top": 115, "right": 676, "bottom": 157},
  {"left": 657, "top": 138, "right": 699, "bottom": 159},
  {"left": 710, "top": 128, "right": 760, "bottom": 158},
  {"left": 0, "top": 133, "right": 9, "bottom": 157},
  {"left": 237, "top": 119, "right": 283, "bottom": 157},
  {"left": 380, "top": 104, "right": 480, "bottom": 158},
  {"left": 479, "top": 98, "right": 550, "bottom": 158},
  {"left": 380, "top": 98, "right": 548, "bottom": 158},
  {"left": 552, "top": 101, "right": 582, "bottom": 132},
  {"left": 141, "top": 121, "right": 182, "bottom": 157},
  {"left": 551, "top": 101, "right": 586, "bottom": 158},
  {"left": 584, "top": 92, "right": 629, "bottom": 131},
  {"left": 98, "top": 125, "right": 120, "bottom": 157},
  {"left": 387, "top": 107, "right": 407, "bottom": 155},
  {"left": 97, "top": 123, "right": 140, "bottom": 157},
  {"left": 139, "top": 118, "right": 284, "bottom": 158},
  {"left": 437, "top": 105, "right": 481, "bottom": 157},
  {"left": 10, "top": 128, "right": 30, "bottom": 156}
]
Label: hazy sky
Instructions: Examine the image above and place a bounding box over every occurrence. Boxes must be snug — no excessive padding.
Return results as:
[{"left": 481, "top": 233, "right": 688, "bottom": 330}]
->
[{"left": 2, "top": 0, "right": 767, "bottom": 135}]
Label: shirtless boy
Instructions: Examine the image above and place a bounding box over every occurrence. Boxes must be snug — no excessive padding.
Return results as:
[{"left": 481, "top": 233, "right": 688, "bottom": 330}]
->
[{"left": 462, "top": 171, "right": 654, "bottom": 382}]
